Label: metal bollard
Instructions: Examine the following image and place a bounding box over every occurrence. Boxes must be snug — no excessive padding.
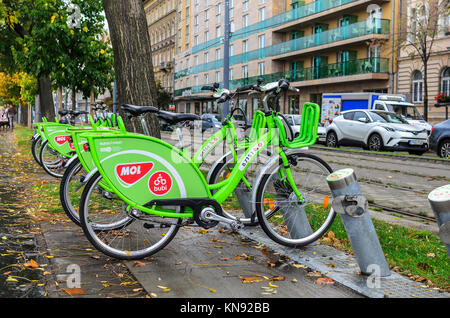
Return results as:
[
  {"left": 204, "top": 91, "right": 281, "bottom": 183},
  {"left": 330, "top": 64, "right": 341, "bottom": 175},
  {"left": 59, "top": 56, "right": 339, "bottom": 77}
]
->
[
  {"left": 428, "top": 184, "right": 450, "bottom": 257},
  {"left": 327, "top": 168, "right": 390, "bottom": 277},
  {"left": 234, "top": 187, "right": 254, "bottom": 219}
]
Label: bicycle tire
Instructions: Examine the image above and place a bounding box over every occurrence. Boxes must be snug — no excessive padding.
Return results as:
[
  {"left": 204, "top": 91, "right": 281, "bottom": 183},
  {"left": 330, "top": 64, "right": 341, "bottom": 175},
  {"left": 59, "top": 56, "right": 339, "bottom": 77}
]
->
[
  {"left": 39, "top": 140, "right": 67, "bottom": 178},
  {"left": 59, "top": 158, "right": 85, "bottom": 226},
  {"left": 254, "top": 152, "right": 336, "bottom": 247},
  {"left": 79, "top": 171, "right": 181, "bottom": 260},
  {"left": 31, "top": 135, "right": 43, "bottom": 166}
]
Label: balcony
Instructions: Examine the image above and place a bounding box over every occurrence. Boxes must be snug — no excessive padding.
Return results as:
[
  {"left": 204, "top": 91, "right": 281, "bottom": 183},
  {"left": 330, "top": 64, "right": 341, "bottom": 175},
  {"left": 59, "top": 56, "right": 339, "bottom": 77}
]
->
[
  {"left": 237, "top": 19, "right": 390, "bottom": 63},
  {"left": 175, "top": 19, "right": 390, "bottom": 80},
  {"left": 158, "top": 62, "right": 173, "bottom": 72},
  {"left": 174, "top": 57, "right": 389, "bottom": 98},
  {"left": 272, "top": 0, "right": 389, "bottom": 33}
]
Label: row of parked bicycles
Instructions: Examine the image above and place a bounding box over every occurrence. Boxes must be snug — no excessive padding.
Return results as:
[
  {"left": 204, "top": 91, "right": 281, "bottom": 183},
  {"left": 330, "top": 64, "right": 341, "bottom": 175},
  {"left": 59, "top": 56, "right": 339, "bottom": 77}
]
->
[{"left": 30, "top": 79, "right": 336, "bottom": 260}]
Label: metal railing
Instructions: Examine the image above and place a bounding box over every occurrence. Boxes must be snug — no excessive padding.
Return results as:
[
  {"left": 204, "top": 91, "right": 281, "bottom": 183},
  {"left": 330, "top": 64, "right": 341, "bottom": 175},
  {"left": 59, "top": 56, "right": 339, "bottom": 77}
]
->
[
  {"left": 174, "top": 57, "right": 389, "bottom": 97},
  {"left": 175, "top": 19, "right": 390, "bottom": 80}
]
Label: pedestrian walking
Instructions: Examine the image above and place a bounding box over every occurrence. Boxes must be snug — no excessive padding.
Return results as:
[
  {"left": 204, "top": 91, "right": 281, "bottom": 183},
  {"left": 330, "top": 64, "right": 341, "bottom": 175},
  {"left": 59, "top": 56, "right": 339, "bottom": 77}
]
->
[
  {"left": 7, "top": 104, "right": 16, "bottom": 130},
  {"left": 0, "top": 106, "right": 8, "bottom": 130}
]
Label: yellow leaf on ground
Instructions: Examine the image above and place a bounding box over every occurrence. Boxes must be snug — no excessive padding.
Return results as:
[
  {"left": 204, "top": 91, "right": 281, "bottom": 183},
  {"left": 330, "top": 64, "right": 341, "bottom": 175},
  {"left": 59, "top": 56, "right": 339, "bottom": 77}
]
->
[{"left": 239, "top": 275, "right": 263, "bottom": 283}]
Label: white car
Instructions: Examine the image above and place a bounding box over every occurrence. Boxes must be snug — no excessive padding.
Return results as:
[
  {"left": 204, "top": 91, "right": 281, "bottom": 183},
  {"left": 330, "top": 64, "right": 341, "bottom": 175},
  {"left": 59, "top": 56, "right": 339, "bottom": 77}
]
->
[
  {"left": 284, "top": 114, "right": 326, "bottom": 143},
  {"left": 325, "top": 110, "right": 429, "bottom": 155}
]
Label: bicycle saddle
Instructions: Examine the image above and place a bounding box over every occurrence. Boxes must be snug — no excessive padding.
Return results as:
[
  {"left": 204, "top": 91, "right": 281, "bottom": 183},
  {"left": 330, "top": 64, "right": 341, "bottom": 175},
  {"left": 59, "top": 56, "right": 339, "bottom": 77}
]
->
[
  {"left": 157, "top": 110, "right": 200, "bottom": 124},
  {"left": 121, "top": 104, "right": 159, "bottom": 117},
  {"left": 69, "top": 110, "right": 89, "bottom": 117},
  {"left": 58, "top": 110, "right": 69, "bottom": 116}
]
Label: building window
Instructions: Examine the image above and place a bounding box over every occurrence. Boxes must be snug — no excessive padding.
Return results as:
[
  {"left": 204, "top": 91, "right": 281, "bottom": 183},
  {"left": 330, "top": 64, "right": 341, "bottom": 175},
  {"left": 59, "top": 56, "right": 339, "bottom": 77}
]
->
[
  {"left": 216, "top": 71, "right": 221, "bottom": 82},
  {"left": 243, "top": 0, "right": 249, "bottom": 12},
  {"left": 216, "top": 48, "right": 221, "bottom": 60},
  {"left": 258, "top": 7, "right": 266, "bottom": 21},
  {"left": 258, "top": 62, "right": 265, "bottom": 75},
  {"left": 243, "top": 14, "right": 249, "bottom": 28},
  {"left": 216, "top": 26, "right": 221, "bottom": 37},
  {"left": 441, "top": 67, "right": 450, "bottom": 95},
  {"left": 258, "top": 34, "right": 266, "bottom": 48},
  {"left": 204, "top": 52, "right": 209, "bottom": 63},
  {"left": 412, "top": 70, "right": 423, "bottom": 103},
  {"left": 242, "top": 65, "right": 248, "bottom": 79},
  {"left": 289, "top": 96, "right": 300, "bottom": 114},
  {"left": 242, "top": 39, "right": 248, "bottom": 53}
]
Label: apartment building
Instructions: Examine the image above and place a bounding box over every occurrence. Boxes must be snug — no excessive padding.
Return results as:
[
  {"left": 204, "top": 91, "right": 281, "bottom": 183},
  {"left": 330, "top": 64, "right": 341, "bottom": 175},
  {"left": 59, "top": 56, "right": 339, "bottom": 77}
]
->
[
  {"left": 173, "top": 0, "right": 401, "bottom": 118},
  {"left": 396, "top": 0, "right": 450, "bottom": 124},
  {"left": 144, "top": 0, "right": 177, "bottom": 94}
]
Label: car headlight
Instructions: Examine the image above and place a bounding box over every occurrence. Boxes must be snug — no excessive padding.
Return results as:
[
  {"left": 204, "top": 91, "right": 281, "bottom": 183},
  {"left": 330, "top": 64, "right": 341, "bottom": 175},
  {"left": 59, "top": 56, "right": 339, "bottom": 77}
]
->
[{"left": 382, "top": 126, "right": 396, "bottom": 132}]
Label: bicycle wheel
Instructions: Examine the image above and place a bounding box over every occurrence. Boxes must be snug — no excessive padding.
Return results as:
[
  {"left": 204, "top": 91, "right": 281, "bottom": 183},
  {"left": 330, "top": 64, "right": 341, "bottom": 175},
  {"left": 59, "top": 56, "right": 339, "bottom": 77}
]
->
[
  {"left": 254, "top": 151, "right": 336, "bottom": 247},
  {"left": 79, "top": 172, "right": 181, "bottom": 260},
  {"left": 39, "top": 140, "right": 68, "bottom": 178},
  {"left": 208, "top": 150, "right": 268, "bottom": 226},
  {"left": 59, "top": 158, "right": 86, "bottom": 226},
  {"left": 31, "top": 135, "right": 43, "bottom": 166}
]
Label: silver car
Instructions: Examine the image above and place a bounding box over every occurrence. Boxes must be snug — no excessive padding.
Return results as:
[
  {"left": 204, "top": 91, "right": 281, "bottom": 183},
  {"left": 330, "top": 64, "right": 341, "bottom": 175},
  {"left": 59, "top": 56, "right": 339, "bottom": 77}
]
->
[{"left": 325, "top": 110, "right": 429, "bottom": 155}]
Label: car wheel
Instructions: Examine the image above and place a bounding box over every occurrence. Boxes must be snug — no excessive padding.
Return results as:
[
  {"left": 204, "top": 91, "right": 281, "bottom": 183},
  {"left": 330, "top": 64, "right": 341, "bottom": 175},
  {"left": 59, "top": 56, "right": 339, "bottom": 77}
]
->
[
  {"left": 326, "top": 131, "right": 338, "bottom": 147},
  {"left": 368, "top": 133, "right": 383, "bottom": 152},
  {"left": 438, "top": 139, "right": 450, "bottom": 158}
]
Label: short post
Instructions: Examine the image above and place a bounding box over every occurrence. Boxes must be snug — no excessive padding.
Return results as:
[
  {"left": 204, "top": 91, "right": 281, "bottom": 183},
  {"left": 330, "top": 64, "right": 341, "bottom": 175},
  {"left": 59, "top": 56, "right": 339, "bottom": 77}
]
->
[
  {"left": 428, "top": 184, "right": 450, "bottom": 257},
  {"left": 327, "top": 168, "right": 390, "bottom": 277},
  {"left": 274, "top": 176, "right": 313, "bottom": 239},
  {"left": 234, "top": 187, "right": 254, "bottom": 220}
]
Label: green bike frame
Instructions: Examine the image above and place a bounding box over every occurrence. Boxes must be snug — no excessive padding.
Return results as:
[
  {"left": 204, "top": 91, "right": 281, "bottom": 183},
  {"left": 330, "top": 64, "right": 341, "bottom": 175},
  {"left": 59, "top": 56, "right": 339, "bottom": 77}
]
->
[{"left": 80, "top": 102, "right": 320, "bottom": 220}]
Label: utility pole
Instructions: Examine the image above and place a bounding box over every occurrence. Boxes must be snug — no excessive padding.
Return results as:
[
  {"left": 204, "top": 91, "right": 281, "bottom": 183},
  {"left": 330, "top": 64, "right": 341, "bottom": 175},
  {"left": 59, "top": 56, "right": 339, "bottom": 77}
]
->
[{"left": 222, "top": 0, "right": 231, "bottom": 118}]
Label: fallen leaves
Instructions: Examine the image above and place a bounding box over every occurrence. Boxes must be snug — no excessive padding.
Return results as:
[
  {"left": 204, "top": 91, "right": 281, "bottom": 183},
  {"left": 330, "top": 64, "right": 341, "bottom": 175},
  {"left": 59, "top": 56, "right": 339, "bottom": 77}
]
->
[
  {"left": 133, "top": 261, "right": 147, "bottom": 267},
  {"left": 62, "top": 288, "right": 85, "bottom": 295},
  {"left": 314, "top": 277, "right": 335, "bottom": 285},
  {"left": 239, "top": 275, "right": 264, "bottom": 283},
  {"left": 23, "top": 259, "right": 39, "bottom": 268}
]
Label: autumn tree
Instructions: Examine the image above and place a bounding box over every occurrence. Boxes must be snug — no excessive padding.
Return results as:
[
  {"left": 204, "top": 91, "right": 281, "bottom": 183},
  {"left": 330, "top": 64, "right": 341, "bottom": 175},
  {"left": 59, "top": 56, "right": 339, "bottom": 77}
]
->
[
  {"left": 399, "top": 0, "right": 450, "bottom": 121},
  {"left": 102, "top": 0, "right": 160, "bottom": 137},
  {"left": 0, "top": 0, "right": 114, "bottom": 119}
]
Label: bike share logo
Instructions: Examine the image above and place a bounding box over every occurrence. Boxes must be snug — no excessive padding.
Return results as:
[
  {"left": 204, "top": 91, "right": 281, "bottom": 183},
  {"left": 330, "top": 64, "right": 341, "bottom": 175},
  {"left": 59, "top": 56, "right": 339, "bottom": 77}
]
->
[
  {"left": 239, "top": 141, "right": 264, "bottom": 171},
  {"left": 197, "top": 137, "right": 220, "bottom": 161},
  {"left": 115, "top": 162, "right": 154, "bottom": 187},
  {"left": 54, "top": 135, "right": 75, "bottom": 150},
  {"left": 55, "top": 135, "right": 70, "bottom": 145},
  {"left": 148, "top": 171, "right": 172, "bottom": 196}
]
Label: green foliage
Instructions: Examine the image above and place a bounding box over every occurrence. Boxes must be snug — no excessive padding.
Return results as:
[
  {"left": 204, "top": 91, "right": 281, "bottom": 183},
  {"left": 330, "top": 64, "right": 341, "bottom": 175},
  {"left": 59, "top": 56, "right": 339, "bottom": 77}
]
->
[
  {"left": 0, "top": 0, "right": 114, "bottom": 99},
  {"left": 156, "top": 81, "right": 173, "bottom": 110}
]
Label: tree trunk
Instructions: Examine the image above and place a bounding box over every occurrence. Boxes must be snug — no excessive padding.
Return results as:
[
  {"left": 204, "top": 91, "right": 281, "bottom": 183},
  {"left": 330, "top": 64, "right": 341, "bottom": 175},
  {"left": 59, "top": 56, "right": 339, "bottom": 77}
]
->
[
  {"left": 102, "top": 0, "right": 160, "bottom": 138},
  {"left": 72, "top": 88, "right": 77, "bottom": 111},
  {"left": 423, "top": 61, "right": 429, "bottom": 122},
  {"left": 38, "top": 76, "right": 55, "bottom": 121},
  {"left": 57, "top": 87, "right": 63, "bottom": 119}
]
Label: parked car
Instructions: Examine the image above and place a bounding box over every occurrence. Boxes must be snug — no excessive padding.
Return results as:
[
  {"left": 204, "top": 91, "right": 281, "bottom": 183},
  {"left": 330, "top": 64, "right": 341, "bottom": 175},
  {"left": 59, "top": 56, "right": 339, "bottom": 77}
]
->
[
  {"left": 284, "top": 114, "right": 302, "bottom": 138},
  {"left": 284, "top": 114, "right": 326, "bottom": 143},
  {"left": 429, "top": 119, "right": 450, "bottom": 158},
  {"left": 325, "top": 110, "right": 429, "bottom": 155},
  {"left": 201, "top": 113, "right": 222, "bottom": 132}
]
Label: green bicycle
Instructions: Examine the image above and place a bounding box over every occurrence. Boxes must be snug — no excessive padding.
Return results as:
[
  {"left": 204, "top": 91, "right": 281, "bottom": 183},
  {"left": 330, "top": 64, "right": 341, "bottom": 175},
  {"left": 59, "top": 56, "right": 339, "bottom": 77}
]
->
[{"left": 77, "top": 79, "right": 336, "bottom": 259}]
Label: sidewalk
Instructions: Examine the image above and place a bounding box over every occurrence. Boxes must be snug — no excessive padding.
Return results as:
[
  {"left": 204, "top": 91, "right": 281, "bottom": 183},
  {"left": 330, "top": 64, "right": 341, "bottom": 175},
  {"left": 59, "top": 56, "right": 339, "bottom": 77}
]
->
[{"left": 2, "top": 128, "right": 449, "bottom": 298}]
